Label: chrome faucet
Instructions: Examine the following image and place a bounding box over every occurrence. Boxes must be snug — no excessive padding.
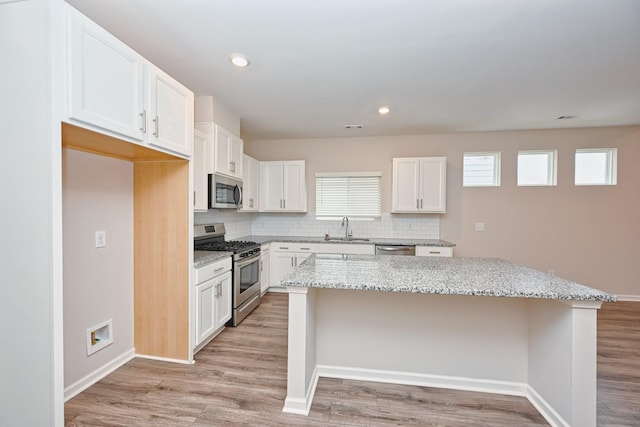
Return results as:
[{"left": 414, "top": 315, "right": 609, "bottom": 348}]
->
[{"left": 341, "top": 216, "right": 351, "bottom": 239}]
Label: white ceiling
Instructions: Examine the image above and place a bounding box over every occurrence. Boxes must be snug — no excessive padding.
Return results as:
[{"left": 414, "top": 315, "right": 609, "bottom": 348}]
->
[{"left": 66, "top": 0, "right": 640, "bottom": 141}]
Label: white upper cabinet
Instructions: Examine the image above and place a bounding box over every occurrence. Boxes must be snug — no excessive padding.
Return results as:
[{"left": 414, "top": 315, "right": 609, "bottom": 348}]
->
[
  {"left": 259, "top": 161, "right": 307, "bottom": 212},
  {"left": 239, "top": 154, "right": 260, "bottom": 212},
  {"left": 67, "top": 6, "right": 145, "bottom": 141},
  {"left": 195, "top": 123, "right": 243, "bottom": 179},
  {"left": 392, "top": 157, "right": 446, "bottom": 213},
  {"left": 147, "top": 65, "right": 194, "bottom": 157},
  {"left": 192, "top": 129, "right": 210, "bottom": 212},
  {"left": 66, "top": 5, "right": 193, "bottom": 158}
]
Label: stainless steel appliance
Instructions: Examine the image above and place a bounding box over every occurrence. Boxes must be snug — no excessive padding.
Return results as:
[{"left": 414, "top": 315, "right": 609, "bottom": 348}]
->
[
  {"left": 194, "top": 223, "right": 260, "bottom": 326},
  {"left": 209, "top": 174, "right": 242, "bottom": 209},
  {"left": 375, "top": 245, "right": 416, "bottom": 256}
]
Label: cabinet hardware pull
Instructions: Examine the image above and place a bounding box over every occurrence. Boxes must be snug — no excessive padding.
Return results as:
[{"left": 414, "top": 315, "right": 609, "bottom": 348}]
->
[
  {"left": 140, "top": 110, "right": 147, "bottom": 133},
  {"left": 417, "top": 199, "right": 419, "bottom": 209},
  {"left": 230, "top": 160, "right": 235, "bottom": 173},
  {"left": 420, "top": 199, "right": 423, "bottom": 209},
  {"left": 300, "top": 247, "right": 310, "bottom": 250},
  {"left": 193, "top": 191, "right": 196, "bottom": 206},
  {"left": 153, "top": 116, "right": 159, "bottom": 137},
  {"left": 291, "top": 257, "right": 294, "bottom": 267},
  {"left": 249, "top": 198, "right": 254, "bottom": 208},
  {"left": 217, "top": 282, "right": 221, "bottom": 297},
  {"left": 214, "top": 267, "right": 225, "bottom": 272},
  {"left": 283, "top": 199, "right": 286, "bottom": 209},
  {"left": 429, "top": 251, "right": 441, "bottom": 254},
  {"left": 260, "top": 261, "right": 263, "bottom": 272},
  {"left": 280, "top": 247, "right": 289, "bottom": 250}
]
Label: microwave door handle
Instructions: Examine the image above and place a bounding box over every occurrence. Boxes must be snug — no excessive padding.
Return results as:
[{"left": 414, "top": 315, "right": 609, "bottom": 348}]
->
[{"left": 234, "top": 185, "right": 242, "bottom": 207}]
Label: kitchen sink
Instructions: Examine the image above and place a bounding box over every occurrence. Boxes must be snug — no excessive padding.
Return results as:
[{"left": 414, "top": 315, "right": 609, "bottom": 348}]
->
[{"left": 324, "top": 237, "right": 370, "bottom": 242}]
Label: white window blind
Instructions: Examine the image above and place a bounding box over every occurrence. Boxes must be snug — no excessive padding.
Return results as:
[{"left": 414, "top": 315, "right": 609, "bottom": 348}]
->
[
  {"left": 463, "top": 152, "right": 500, "bottom": 187},
  {"left": 315, "top": 172, "right": 381, "bottom": 219}
]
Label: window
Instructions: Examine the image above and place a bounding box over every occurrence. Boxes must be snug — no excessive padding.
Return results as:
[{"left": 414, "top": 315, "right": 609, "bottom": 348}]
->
[
  {"left": 517, "top": 150, "right": 557, "bottom": 186},
  {"left": 315, "top": 172, "right": 381, "bottom": 220},
  {"left": 463, "top": 152, "right": 501, "bottom": 187},
  {"left": 575, "top": 148, "right": 617, "bottom": 185}
]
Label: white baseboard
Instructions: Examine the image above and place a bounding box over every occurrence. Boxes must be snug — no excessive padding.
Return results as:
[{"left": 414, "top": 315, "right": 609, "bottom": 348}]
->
[
  {"left": 64, "top": 348, "right": 135, "bottom": 401},
  {"left": 135, "top": 353, "right": 194, "bottom": 365},
  {"left": 282, "top": 366, "right": 319, "bottom": 415},
  {"left": 313, "top": 365, "right": 567, "bottom": 427},
  {"left": 615, "top": 294, "right": 640, "bottom": 302},
  {"left": 267, "top": 287, "right": 288, "bottom": 294},
  {"left": 526, "top": 385, "right": 570, "bottom": 427},
  {"left": 317, "top": 365, "right": 528, "bottom": 396}
]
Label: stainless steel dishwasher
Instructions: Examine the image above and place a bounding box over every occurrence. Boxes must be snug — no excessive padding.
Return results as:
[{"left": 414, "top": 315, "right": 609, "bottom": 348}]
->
[{"left": 375, "top": 245, "right": 416, "bottom": 256}]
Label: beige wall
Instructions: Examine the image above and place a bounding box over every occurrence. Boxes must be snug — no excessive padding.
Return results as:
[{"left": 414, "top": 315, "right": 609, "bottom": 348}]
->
[
  {"left": 245, "top": 126, "right": 640, "bottom": 297},
  {"left": 62, "top": 149, "right": 134, "bottom": 389}
]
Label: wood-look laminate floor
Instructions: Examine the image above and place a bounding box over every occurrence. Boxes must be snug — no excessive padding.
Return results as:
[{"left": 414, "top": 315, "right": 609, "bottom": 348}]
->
[{"left": 65, "top": 294, "right": 639, "bottom": 426}]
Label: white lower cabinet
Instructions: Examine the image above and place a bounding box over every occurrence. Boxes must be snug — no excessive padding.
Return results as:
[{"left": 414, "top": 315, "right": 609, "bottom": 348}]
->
[
  {"left": 415, "top": 246, "right": 453, "bottom": 257},
  {"left": 193, "top": 257, "right": 232, "bottom": 351},
  {"left": 260, "top": 244, "right": 270, "bottom": 294},
  {"left": 269, "top": 243, "right": 316, "bottom": 290}
]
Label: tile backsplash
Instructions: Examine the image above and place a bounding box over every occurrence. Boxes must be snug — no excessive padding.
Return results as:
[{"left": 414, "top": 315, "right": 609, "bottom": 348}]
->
[{"left": 195, "top": 210, "right": 439, "bottom": 240}]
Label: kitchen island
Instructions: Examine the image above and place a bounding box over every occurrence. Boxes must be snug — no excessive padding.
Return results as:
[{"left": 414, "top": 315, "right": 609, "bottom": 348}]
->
[{"left": 281, "top": 254, "right": 615, "bottom": 427}]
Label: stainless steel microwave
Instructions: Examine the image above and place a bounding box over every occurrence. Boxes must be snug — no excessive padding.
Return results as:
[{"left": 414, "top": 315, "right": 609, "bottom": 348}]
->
[{"left": 209, "top": 174, "right": 243, "bottom": 209}]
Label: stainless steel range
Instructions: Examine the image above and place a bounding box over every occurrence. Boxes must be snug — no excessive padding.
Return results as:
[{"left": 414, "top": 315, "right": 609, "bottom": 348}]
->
[{"left": 194, "top": 223, "right": 261, "bottom": 326}]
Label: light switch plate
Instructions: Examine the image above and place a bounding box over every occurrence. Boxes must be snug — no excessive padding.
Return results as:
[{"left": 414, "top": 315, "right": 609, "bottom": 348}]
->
[{"left": 95, "top": 231, "right": 107, "bottom": 248}]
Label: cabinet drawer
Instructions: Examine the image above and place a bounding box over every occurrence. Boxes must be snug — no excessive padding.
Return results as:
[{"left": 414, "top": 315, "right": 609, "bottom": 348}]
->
[
  {"left": 415, "top": 246, "right": 453, "bottom": 257},
  {"left": 195, "top": 256, "right": 232, "bottom": 284},
  {"left": 272, "top": 242, "right": 317, "bottom": 253}
]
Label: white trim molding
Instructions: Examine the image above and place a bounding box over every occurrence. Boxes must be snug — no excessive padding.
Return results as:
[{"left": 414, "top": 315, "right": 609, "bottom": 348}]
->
[
  {"left": 615, "top": 294, "right": 640, "bottom": 302},
  {"left": 64, "top": 348, "right": 135, "bottom": 401}
]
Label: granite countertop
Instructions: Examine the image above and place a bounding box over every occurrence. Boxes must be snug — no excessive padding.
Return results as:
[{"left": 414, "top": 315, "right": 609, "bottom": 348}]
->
[
  {"left": 281, "top": 254, "right": 616, "bottom": 302},
  {"left": 194, "top": 250, "right": 232, "bottom": 268},
  {"left": 235, "top": 235, "right": 455, "bottom": 248}
]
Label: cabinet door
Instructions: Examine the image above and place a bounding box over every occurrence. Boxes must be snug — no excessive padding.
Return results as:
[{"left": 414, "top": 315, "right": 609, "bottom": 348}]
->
[
  {"left": 260, "top": 162, "right": 285, "bottom": 211},
  {"left": 239, "top": 155, "right": 259, "bottom": 212},
  {"left": 148, "top": 65, "right": 194, "bottom": 157},
  {"left": 214, "top": 125, "right": 233, "bottom": 176},
  {"left": 214, "top": 271, "right": 232, "bottom": 328},
  {"left": 391, "top": 158, "right": 420, "bottom": 212},
  {"left": 230, "top": 136, "right": 244, "bottom": 179},
  {"left": 67, "top": 6, "right": 145, "bottom": 141},
  {"left": 270, "top": 252, "right": 294, "bottom": 288},
  {"left": 192, "top": 129, "right": 209, "bottom": 212},
  {"left": 195, "top": 280, "right": 216, "bottom": 346},
  {"left": 294, "top": 251, "right": 313, "bottom": 267},
  {"left": 419, "top": 157, "right": 447, "bottom": 213},
  {"left": 282, "top": 161, "right": 307, "bottom": 212},
  {"left": 260, "top": 250, "right": 270, "bottom": 293}
]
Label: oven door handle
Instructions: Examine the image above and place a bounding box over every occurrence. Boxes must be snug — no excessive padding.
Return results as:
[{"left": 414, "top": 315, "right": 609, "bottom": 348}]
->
[{"left": 235, "top": 254, "right": 259, "bottom": 268}]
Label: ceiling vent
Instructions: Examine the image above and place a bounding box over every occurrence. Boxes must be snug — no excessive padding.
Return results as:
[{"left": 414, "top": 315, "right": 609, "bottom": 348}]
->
[
  {"left": 557, "top": 115, "right": 582, "bottom": 120},
  {"left": 344, "top": 124, "right": 363, "bottom": 129}
]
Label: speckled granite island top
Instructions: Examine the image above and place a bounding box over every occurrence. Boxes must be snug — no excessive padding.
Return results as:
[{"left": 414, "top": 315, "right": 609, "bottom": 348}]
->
[{"left": 281, "top": 254, "right": 615, "bottom": 302}]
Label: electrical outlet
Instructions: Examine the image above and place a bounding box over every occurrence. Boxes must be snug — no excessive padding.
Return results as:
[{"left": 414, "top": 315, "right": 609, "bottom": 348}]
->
[
  {"left": 95, "top": 231, "right": 107, "bottom": 248},
  {"left": 475, "top": 222, "right": 485, "bottom": 232}
]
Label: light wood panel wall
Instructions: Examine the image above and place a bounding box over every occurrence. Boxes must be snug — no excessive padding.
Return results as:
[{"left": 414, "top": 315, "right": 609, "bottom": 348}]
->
[{"left": 134, "top": 160, "right": 190, "bottom": 361}]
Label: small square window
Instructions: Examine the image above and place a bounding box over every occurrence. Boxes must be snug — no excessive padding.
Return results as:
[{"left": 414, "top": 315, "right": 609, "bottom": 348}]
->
[
  {"left": 517, "top": 150, "right": 557, "bottom": 186},
  {"left": 575, "top": 148, "right": 617, "bottom": 185},
  {"left": 463, "top": 152, "right": 501, "bottom": 187}
]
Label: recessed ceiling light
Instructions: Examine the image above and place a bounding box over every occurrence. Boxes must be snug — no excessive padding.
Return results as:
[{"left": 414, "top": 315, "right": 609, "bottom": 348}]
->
[
  {"left": 229, "top": 54, "right": 250, "bottom": 67},
  {"left": 378, "top": 106, "right": 390, "bottom": 115}
]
